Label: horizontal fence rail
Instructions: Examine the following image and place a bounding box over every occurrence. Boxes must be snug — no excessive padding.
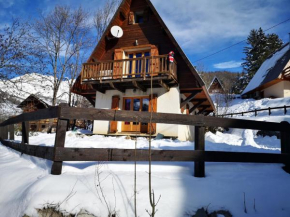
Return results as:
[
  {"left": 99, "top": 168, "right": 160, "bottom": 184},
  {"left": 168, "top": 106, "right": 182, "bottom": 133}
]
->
[
  {"left": 0, "top": 105, "right": 290, "bottom": 177},
  {"left": 219, "top": 105, "right": 290, "bottom": 118}
]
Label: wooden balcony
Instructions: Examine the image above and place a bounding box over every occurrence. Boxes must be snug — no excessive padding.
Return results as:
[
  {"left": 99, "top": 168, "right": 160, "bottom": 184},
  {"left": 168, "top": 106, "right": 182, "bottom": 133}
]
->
[{"left": 80, "top": 55, "right": 178, "bottom": 93}]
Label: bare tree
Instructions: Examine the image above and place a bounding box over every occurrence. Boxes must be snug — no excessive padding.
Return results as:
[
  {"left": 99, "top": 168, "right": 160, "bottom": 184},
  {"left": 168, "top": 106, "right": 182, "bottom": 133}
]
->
[
  {"left": 94, "top": 0, "right": 120, "bottom": 41},
  {"left": 0, "top": 19, "right": 40, "bottom": 81},
  {"left": 0, "top": 19, "right": 44, "bottom": 117},
  {"left": 32, "top": 6, "right": 92, "bottom": 106}
]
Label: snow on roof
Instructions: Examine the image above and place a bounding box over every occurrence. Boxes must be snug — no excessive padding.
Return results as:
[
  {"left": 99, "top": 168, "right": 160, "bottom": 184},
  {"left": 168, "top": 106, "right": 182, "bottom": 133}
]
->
[{"left": 242, "top": 43, "right": 290, "bottom": 95}]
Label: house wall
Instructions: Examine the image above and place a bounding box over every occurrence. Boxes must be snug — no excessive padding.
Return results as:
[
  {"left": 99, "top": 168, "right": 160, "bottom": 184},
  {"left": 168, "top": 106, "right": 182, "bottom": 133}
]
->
[
  {"left": 177, "top": 109, "right": 195, "bottom": 141},
  {"left": 283, "top": 81, "right": 290, "bottom": 97},
  {"left": 93, "top": 87, "right": 180, "bottom": 137},
  {"left": 93, "top": 87, "right": 195, "bottom": 140},
  {"left": 264, "top": 81, "right": 290, "bottom": 98}
]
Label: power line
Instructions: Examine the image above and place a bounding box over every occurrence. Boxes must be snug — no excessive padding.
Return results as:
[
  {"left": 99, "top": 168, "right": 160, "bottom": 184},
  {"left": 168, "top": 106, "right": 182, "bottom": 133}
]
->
[{"left": 193, "top": 17, "right": 290, "bottom": 63}]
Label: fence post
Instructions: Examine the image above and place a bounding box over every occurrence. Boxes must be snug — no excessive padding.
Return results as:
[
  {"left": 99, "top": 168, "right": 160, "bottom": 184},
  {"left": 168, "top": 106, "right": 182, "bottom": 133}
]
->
[
  {"left": 280, "top": 121, "right": 290, "bottom": 171},
  {"left": 8, "top": 125, "right": 14, "bottom": 140},
  {"left": 22, "top": 122, "right": 29, "bottom": 144},
  {"left": 268, "top": 107, "right": 271, "bottom": 116},
  {"left": 194, "top": 126, "right": 205, "bottom": 177},
  {"left": 51, "top": 104, "right": 69, "bottom": 175},
  {"left": 284, "top": 106, "right": 287, "bottom": 115},
  {"left": 255, "top": 109, "right": 257, "bottom": 117},
  {"left": 0, "top": 126, "right": 8, "bottom": 140}
]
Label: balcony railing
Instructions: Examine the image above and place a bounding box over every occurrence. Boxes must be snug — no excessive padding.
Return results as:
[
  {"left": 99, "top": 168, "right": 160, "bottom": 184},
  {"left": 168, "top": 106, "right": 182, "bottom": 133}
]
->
[{"left": 81, "top": 55, "right": 177, "bottom": 83}]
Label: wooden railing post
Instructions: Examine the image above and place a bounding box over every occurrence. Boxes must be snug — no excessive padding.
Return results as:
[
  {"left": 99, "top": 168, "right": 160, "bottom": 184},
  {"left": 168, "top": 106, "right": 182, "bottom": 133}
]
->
[
  {"left": 51, "top": 119, "right": 68, "bottom": 175},
  {"left": 22, "top": 122, "right": 29, "bottom": 144},
  {"left": 0, "top": 126, "right": 8, "bottom": 140},
  {"left": 8, "top": 124, "right": 14, "bottom": 140},
  {"left": 280, "top": 121, "right": 290, "bottom": 171},
  {"left": 194, "top": 126, "right": 205, "bottom": 177},
  {"left": 51, "top": 105, "right": 69, "bottom": 175}
]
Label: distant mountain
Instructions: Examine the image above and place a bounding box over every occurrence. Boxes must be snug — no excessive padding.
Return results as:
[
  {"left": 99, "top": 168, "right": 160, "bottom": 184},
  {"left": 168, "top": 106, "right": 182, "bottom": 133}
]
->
[{"left": 0, "top": 73, "right": 74, "bottom": 118}]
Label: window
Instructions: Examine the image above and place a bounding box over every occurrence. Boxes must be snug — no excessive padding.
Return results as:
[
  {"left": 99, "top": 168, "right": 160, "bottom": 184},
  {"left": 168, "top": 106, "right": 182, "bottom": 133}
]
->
[
  {"left": 126, "top": 51, "right": 150, "bottom": 77},
  {"left": 135, "top": 11, "right": 144, "bottom": 24}
]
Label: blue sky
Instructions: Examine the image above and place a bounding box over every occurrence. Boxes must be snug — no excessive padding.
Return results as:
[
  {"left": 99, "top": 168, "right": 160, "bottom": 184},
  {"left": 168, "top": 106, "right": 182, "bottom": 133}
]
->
[{"left": 1, "top": 0, "right": 290, "bottom": 72}]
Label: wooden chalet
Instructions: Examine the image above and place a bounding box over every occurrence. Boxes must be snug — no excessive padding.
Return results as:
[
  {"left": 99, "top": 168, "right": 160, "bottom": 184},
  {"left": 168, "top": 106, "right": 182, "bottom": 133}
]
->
[
  {"left": 72, "top": 0, "right": 215, "bottom": 141},
  {"left": 242, "top": 43, "right": 290, "bottom": 99},
  {"left": 208, "top": 77, "right": 225, "bottom": 94},
  {"left": 17, "top": 94, "right": 57, "bottom": 131}
]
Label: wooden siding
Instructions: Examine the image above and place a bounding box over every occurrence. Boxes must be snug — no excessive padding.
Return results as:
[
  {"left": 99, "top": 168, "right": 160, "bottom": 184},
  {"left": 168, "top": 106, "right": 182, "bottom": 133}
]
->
[
  {"left": 72, "top": 0, "right": 215, "bottom": 112},
  {"left": 89, "top": 0, "right": 200, "bottom": 89}
]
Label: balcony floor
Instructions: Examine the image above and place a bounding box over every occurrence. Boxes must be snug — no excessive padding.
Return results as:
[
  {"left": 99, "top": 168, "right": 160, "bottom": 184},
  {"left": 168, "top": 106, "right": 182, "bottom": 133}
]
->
[{"left": 82, "top": 75, "right": 178, "bottom": 93}]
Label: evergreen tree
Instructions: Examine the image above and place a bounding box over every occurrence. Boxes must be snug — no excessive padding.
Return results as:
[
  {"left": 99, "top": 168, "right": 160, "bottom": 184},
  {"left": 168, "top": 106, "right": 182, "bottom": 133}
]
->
[
  {"left": 242, "top": 28, "right": 283, "bottom": 79},
  {"left": 232, "top": 28, "right": 283, "bottom": 94}
]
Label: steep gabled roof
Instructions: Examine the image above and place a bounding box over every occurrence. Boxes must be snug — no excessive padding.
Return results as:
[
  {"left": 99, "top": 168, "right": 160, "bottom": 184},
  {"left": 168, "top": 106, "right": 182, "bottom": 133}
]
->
[
  {"left": 72, "top": 0, "right": 215, "bottom": 113},
  {"left": 208, "top": 76, "right": 225, "bottom": 92},
  {"left": 17, "top": 94, "right": 50, "bottom": 109},
  {"left": 242, "top": 43, "right": 290, "bottom": 95},
  {"left": 86, "top": 0, "right": 204, "bottom": 86}
]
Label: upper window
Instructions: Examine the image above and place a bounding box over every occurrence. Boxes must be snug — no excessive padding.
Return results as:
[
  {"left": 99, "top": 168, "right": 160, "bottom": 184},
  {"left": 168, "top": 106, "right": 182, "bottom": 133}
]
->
[{"left": 135, "top": 11, "right": 144, "bottom": 24}]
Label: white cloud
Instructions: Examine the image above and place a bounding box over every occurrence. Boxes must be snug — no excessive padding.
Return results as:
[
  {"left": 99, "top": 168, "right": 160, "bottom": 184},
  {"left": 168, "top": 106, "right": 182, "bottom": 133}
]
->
[
  {"left": 214, "top": 61, "right": 242, "bottom": 69},
  {"left": 151, "top": 0, "right": 288, "bottom": 54},
  {"left": 0, "top": 0, "right": 14, "bottom": 8}
]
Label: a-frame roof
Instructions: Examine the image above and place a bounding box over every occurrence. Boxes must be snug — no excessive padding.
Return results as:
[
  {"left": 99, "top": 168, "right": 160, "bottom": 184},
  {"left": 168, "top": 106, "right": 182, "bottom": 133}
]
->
[
  {"left": 208, "top": 76, "right": 225, "bottom": 92},
  {"left": 242, "top": 43, "right": 290, "bottom": 95},
  {"left": 17, "top": 94, "right": 50, "bottom": 109},
  {"left": 87, "top": 0, "right": 204, "bottom": 86},
  {"left": 72, "top": 0, "right": 215, "bottom": 113}
]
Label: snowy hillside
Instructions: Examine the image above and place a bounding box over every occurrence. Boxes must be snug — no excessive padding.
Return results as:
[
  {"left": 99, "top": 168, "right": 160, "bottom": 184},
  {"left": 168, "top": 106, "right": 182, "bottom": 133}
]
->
[
  {"left": 1, "top": 97, "right": 290, "bottom": 217},
  {"left": 0, "top": 73, "right": 72, "bottom": 104},
  {"left": 0, "top": 73, "right": 74, "bottom": 117}
]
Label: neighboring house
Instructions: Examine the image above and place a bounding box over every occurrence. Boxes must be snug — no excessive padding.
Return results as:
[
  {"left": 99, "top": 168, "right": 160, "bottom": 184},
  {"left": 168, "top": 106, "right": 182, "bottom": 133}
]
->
[
  {"left": 72, "top": 0, "right": 215, "bottom": 141},
  {"left": 208, "top": 77, "right": 225, "bottom": 94},
  {"left": 242, "top": 43, "right": 290, "bottom": 99},
  {"left": 17, "top": 94, "right": 57, "bottom": 131}
]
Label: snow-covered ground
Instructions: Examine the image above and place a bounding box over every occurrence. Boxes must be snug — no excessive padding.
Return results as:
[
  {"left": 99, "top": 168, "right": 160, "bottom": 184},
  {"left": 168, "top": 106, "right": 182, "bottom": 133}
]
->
[{"left": 1, "top": 97, "right": 290, "bottom": 217}]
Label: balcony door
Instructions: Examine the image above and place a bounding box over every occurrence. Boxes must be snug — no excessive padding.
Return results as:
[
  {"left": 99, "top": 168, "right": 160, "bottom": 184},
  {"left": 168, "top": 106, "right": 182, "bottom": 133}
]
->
[
  {"left": 122, "top": 97, "right": 149, "bottom": 132},
  {"left": 127, "top": 51, "right": 150, "bottom": 78}
]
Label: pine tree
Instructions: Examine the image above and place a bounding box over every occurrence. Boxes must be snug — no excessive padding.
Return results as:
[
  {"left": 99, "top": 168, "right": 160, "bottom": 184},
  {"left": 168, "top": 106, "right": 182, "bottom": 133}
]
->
[
  {"left": 231, "top": 28, "right": 284, "bottom": 94},
  {"left": 242, "top": 28, "right": 283, "bottom": 80}
]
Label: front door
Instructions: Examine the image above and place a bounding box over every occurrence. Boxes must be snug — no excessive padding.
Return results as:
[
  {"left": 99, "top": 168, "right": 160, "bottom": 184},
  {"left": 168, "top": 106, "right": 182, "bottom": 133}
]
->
[{"left": 122, "top": 97, "right": 149, "bottom": 132}]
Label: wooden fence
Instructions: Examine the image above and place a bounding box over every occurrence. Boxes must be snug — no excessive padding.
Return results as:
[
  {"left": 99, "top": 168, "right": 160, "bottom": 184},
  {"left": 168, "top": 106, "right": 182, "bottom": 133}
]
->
[
  {"left": 0, "top": 105, "right": 289, "bottom": 177},
  {"left": 219, "top": 105, "right": 290, "bottom": 118}
]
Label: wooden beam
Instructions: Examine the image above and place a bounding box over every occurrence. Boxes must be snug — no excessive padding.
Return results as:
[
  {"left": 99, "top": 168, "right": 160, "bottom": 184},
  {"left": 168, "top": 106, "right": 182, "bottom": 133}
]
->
[
  {"left": 159, "top": 80, "right": 170, "bottom": 92},
  {"left": 132, "top": 81, "right": 146, "bottom": 92},
  {"left": 0, "top": 107, "right": 59, "bottom": 127},
  {"left": 91, "top": 84, "right": 106, "bottom": 94},
  {"left": 180, "top": 89, "right": 202, "bottom": 94},
  {"left": 198, "top": 105, "right": 211, "bottom": 115},
  {"left": 52, "top": 147, "right": 290, "bottom": 164},
  {"left": 109, "top": 82, "right": 125, "bottom": 93},
  {"left": 58, "top": 107, "right": 288, "bottom": 131},
  {"left": 180, "top": 90, "right": 202, "bottom": 108},
  {"left": 191, "top": 98, "right": 207, "bottom": 101},
  {"left": 0, "top": 139, "right": 54, "bottom": 160},
  {"left": 189, "top": 99, "right": 206, "bottom": 114}
]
